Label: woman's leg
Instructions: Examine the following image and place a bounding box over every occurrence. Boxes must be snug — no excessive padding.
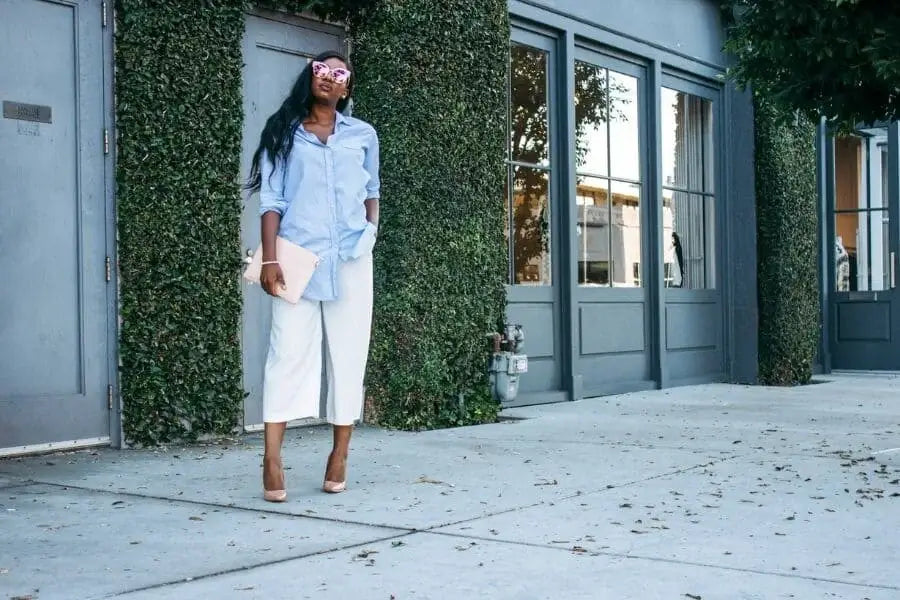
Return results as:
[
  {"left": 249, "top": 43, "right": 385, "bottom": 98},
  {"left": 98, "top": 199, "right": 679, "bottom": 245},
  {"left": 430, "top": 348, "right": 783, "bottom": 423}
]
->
[
  {"left": 261, "top": 296, "right": 324, "bottom": 495},
  {"left": 263, "top": 422, "right": 287, "bottom": 491},
  {"left": 325, "top": 424, "right": 352, "bottom": 483},
  {"left": 321, "top": 252, "right": 374, "bottom": 486}
]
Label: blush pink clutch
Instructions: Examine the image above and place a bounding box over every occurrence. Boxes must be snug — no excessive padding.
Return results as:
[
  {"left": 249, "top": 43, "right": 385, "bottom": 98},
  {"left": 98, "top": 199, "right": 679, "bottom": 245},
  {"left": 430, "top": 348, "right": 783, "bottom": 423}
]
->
[{"left": 243, "top": 237, "right": 320, "bottom": 304}]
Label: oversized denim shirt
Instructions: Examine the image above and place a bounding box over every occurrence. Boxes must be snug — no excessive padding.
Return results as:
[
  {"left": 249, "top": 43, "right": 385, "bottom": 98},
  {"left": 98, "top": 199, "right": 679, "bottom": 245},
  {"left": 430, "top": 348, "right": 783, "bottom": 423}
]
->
[{"left": 259, "top": 112, "right": 380, "bottom": 301}]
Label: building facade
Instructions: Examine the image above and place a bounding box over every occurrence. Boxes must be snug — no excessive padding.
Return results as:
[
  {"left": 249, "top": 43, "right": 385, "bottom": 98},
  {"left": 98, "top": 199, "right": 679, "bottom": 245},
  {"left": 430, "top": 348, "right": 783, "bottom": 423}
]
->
[
  {"left": 502, "top": 0, "right": 758, "bottom": 406},
  {"left": 0, "top": 0, "right": 759, "bottom": 454}
]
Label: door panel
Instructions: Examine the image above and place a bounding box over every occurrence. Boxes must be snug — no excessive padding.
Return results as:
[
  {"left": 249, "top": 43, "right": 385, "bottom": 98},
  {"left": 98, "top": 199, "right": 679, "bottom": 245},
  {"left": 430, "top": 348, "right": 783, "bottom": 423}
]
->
[
  {"left": 504, "top": 29, "right": 565, "bottom": 405},
  {"left": 660, "top": 77, "right": 725, "bottom": 384},
  {"left": 240, "top": 14, "right": 345, "bottom": 429},
  {"left": 0, "top": 0, "right": 110, "bottom": 450},
  {"left": 573, "top": 51, "right": 653, "bottom": 396},
  {"left": 829, "top": 125, "right": 900, "bottom": 369}
]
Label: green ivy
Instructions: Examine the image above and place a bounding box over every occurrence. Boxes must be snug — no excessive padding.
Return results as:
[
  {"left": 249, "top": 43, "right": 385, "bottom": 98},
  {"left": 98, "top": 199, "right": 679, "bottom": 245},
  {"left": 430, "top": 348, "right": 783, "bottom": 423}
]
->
[
  {"left": 116, "top": 0, "right": 506, "bottom": 444},
  {"left": 754, "top": 98, "right": 820, "bottom": 385},
  {"left": 116, "top": 1, "right": 249, "bottom": 445},
  {"left": 350, "top": 0, "right": 509, "bottom": 429}
]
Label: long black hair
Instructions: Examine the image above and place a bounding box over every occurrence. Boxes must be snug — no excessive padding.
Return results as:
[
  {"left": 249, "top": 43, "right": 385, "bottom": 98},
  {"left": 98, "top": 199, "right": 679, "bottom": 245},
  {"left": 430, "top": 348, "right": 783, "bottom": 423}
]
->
[{"left": 246, "top": 51, "right": 354, "bottom": 192}]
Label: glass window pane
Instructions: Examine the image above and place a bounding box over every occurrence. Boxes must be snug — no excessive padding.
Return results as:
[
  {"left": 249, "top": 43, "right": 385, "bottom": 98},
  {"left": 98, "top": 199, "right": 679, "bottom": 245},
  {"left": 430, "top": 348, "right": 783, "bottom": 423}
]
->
[
  {"left": 665, "top": 190, "right": 714, "bottom": 289},
  {"left": 576, "top": 175, "right": 610, "bottom": 286},
  {"left": 833, "top": 130, "right": 890, "bottom": 292},
  {"left": 874, "top": 210, "right": 890, "bottom": 291},
  {"left": 503, "top": 170, "right": 512, "bottom": 283},
  {"left": 512, "top": 166, "right": 552, "bottom": 285},
  {"left": 610, "top": 180, "right": 642, "bottom": 287},
  {"left": 661, "top": 88, "right": 713, "bottom": 192},
  {"left": 835, "top": 210, "right": 889, "bottom": 292},
  {"left": 836, "top": 212, "right": 862, "bottom": 291},
  {"left": 574, "top": 62, "right": 608, "bottom": 176},
  {"left": 835, "top": 136, "right": 863, "bottom": 211},
  {"left": 510, "top": 44, "right": 549, "bottom": 167},
  {"left": 608, "top": 71, "right": 640, "bottom": 181}
]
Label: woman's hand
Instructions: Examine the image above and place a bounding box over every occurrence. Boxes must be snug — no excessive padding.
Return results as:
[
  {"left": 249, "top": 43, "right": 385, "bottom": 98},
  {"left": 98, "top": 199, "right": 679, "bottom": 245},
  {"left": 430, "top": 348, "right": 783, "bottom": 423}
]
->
[{"left": 261, "top": 263, "right": 285, "bottom": 297}]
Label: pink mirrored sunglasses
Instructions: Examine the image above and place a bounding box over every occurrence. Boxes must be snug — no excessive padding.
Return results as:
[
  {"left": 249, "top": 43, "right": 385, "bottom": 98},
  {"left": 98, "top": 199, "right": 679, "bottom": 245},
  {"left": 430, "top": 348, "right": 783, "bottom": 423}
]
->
[{"left": 312, "top": 61, "right": 352, "bottom": 85}]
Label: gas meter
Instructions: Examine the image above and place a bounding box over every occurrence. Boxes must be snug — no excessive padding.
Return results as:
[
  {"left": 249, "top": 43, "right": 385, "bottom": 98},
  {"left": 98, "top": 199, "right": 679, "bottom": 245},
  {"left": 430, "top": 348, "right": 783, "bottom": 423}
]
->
[{"left": 487, "top": 324, "right": 528, "bottom": 403}]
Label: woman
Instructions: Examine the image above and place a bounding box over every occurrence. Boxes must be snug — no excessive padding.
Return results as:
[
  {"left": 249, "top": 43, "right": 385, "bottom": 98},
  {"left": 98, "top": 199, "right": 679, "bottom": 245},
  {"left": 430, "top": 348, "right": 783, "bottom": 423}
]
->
[{"left": 246, "top": 51, "right": 380, "bottom": 502}]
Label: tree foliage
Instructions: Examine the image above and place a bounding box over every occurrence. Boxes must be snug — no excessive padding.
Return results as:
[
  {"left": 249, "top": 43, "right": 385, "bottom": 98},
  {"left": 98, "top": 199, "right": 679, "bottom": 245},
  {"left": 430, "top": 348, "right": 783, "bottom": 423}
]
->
[{"left": 723, "top": 0, "right": 900, "bottom": 128}]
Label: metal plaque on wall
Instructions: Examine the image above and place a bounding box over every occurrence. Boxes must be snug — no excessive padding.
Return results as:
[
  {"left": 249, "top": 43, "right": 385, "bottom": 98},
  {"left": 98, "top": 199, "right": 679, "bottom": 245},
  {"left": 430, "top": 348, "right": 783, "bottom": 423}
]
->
[{"left": 3, "top": 101, "right": 52, "bottom": 124}]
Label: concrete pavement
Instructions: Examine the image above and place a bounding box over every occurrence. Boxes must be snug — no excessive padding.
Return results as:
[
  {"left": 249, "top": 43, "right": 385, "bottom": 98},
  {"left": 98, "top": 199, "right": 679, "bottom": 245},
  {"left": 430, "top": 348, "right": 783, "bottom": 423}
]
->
[{"left": 1, "top": 374, "right": 898, "bottom": 599}]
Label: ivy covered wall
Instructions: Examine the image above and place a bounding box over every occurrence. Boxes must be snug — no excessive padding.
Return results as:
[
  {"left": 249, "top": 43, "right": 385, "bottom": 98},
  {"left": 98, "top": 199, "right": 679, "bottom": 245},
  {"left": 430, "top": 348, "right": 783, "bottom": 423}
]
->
[
  {"left": 754, "top": 99, "right": 820, "bottom": 385},
  {"left": 115, "top": 0, "right": 507, "bottom": 443}
]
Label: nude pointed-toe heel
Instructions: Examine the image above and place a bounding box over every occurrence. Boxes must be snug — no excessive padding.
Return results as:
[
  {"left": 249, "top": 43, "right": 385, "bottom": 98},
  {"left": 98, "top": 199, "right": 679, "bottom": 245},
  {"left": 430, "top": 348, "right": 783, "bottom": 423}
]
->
[
  {"left": 322, "top": 480, "right": 346, "bottom": 494},
  {"left": 263, "top": 488, "right": 288, "bottom": 502},
  {"left": 263, "top": 460, "right": 287, "bottom": 502}
]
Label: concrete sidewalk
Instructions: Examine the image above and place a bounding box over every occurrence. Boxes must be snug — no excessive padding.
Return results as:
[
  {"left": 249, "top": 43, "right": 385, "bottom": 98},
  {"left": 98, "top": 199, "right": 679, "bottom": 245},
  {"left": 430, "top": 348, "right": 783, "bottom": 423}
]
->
[{"left": 1, "top": 374, "right": 899, "bottom": 600}]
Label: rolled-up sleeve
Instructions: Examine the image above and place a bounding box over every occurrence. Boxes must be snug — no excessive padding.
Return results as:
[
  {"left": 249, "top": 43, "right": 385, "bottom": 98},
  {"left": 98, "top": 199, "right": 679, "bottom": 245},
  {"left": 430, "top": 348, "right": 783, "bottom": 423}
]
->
[
  {"left": 259, "top": 149, "right": 287, "bottom": 216},
  {"left": 364, "top": 129, "right": 381, "bottom": 200}
]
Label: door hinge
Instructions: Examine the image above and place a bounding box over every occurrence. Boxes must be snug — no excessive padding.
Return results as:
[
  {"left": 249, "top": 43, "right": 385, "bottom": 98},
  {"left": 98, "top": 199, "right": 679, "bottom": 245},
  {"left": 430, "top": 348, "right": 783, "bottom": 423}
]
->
[
  {"left": 105, "top": 256, "right": 111, "bottom": 282},
  {"left": 103, "top": 128, "right": 109, "bottom": 154},
  {"left": 107, "top": 385, "right": 114, "bottom": 410},
  {"left": 102, "top": 2, "right": 108, "bottom": 28}
]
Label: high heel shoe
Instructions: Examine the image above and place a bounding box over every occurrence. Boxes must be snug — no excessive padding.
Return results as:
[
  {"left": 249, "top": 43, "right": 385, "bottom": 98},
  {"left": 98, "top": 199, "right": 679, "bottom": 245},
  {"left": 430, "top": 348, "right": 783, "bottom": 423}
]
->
[
  {"left": 323, "top": 452, "right": 347, "bottom": 493},
  {"left": 322, "top": 480, "right": 346, "bottom": 494},
  {"left": 263, "top": 488, "right": 287, "bottom": 502},
  {"left": 263, "top": 459, "right": 287, "bottom": 503}
]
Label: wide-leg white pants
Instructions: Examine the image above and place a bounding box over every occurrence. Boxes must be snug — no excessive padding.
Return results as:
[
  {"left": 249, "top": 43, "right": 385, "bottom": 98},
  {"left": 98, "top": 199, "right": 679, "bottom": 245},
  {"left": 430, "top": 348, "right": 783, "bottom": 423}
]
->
[{"left": 262, "top": 253, "right": 373, "bottom": 426}]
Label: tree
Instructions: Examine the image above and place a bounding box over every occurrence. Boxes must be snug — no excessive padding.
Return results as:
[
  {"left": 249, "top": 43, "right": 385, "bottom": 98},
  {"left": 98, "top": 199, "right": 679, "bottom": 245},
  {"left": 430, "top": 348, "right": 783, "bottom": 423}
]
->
[{"left": 723, "top": 0, "right": 900, "bottom": 128}]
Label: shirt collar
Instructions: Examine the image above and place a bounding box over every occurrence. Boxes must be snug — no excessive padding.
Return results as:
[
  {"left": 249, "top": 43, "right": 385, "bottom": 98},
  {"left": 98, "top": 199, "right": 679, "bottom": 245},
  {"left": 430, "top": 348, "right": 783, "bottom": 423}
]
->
[{"left": 335, "top": 111, "right": 349, "bottom": 128}]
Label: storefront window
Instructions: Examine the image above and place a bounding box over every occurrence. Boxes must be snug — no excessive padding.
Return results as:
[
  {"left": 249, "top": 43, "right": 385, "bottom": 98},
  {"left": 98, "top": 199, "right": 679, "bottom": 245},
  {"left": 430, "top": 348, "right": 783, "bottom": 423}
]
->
[
  {"left": 506, "top": 43, "right": 552, "bottom": 285},
  {"left": 574, "top": 62, "right": 641, "bottom": 287},
  {"left": 661, "top": 88, "right": 715, "bottom": 289},
  {"left": 834, "top": 131, "right": 890, "bottom": 292}
]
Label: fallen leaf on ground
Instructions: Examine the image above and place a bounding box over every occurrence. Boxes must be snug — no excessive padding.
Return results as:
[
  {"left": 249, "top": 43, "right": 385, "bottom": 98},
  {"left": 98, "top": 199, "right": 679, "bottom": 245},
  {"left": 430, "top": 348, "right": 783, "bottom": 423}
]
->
[
  {"left": 355, "top": 549, "right": 378, "bottom": 559},
  {"left": 415, "top": 476, "right": 452, "bottom": 487}
]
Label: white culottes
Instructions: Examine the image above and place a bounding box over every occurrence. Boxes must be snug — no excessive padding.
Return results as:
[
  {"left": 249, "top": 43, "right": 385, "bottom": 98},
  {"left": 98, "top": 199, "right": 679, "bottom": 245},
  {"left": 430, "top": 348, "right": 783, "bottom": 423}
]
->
[{"left": 262, "top": 253, "right": 373, "bottom": 425}]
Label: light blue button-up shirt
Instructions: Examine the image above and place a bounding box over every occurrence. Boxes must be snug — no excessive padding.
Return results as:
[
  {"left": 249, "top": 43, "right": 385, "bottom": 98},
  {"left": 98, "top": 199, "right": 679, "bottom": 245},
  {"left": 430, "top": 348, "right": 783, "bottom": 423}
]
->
[{"left": 259, "top": 112, "right": 380, "bottom": 301}]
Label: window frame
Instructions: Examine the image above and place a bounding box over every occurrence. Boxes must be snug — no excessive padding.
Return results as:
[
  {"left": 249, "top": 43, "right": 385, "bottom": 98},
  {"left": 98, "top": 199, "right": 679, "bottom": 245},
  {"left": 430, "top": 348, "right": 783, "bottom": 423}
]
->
[
  {"left": 659, "top": 73, "right": 721, "bottom": 295},
  {"left": 505, "top": 30, "right": 559, "bottom": 287},
  {"left": 573, "top": 47, "right": 648, "bottom": 289}
]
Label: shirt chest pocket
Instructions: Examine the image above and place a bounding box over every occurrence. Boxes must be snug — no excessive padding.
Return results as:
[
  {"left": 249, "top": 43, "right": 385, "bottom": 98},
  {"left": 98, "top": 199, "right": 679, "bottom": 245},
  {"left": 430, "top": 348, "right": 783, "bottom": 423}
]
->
[{"left": 336, "top": 142, "right": 365, "bottom": 169}]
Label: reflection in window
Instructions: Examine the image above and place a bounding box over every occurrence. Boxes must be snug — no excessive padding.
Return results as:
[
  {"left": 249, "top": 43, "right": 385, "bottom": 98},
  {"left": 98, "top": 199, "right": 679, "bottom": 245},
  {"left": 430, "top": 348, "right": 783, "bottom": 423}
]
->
[
  {"left": 510, "top": 44, "right": 549, "bottom": 167},
  {"left": 834, "top": 132, "right": 890, "bottom": 291},
  {"left": 506, "top": 43, "right": 552, "bottom": 285},
  {"left": 512, "top": 167, "right": 552, "bottom": 284},
  {"left": 575, "top": 62, "right": 641, "bottom": 287},
  {"left": 661, "top": 88, "right": 715, "bottom": 289}
]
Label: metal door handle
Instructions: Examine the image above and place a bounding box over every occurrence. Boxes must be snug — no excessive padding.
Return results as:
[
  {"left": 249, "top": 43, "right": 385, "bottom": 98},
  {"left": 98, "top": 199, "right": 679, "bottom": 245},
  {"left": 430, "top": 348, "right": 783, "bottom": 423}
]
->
[{"left": 890, "top": 251, "right": 896, "bottom": 288}]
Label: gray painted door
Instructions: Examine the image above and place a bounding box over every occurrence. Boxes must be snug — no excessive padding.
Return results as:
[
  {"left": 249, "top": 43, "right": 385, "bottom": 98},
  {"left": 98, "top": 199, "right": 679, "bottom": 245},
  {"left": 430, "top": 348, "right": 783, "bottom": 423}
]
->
[
  {"left": 505, "top": 28, "right": 566, "bottom": 406},
  {"left": 660, "top": 75, "right": 725, "bottom": 385},
  {"left": 0, "top": 0, "right": 110, "bottom": 451},
  {"left": 572, "top": 49, "right": 654, "bottom": 397},
  {"left": 828, "top": 125, "right": 900, "bottom": 369},
  {"left": 240, "top": 14, "right": 345, "bottom": 429}
]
